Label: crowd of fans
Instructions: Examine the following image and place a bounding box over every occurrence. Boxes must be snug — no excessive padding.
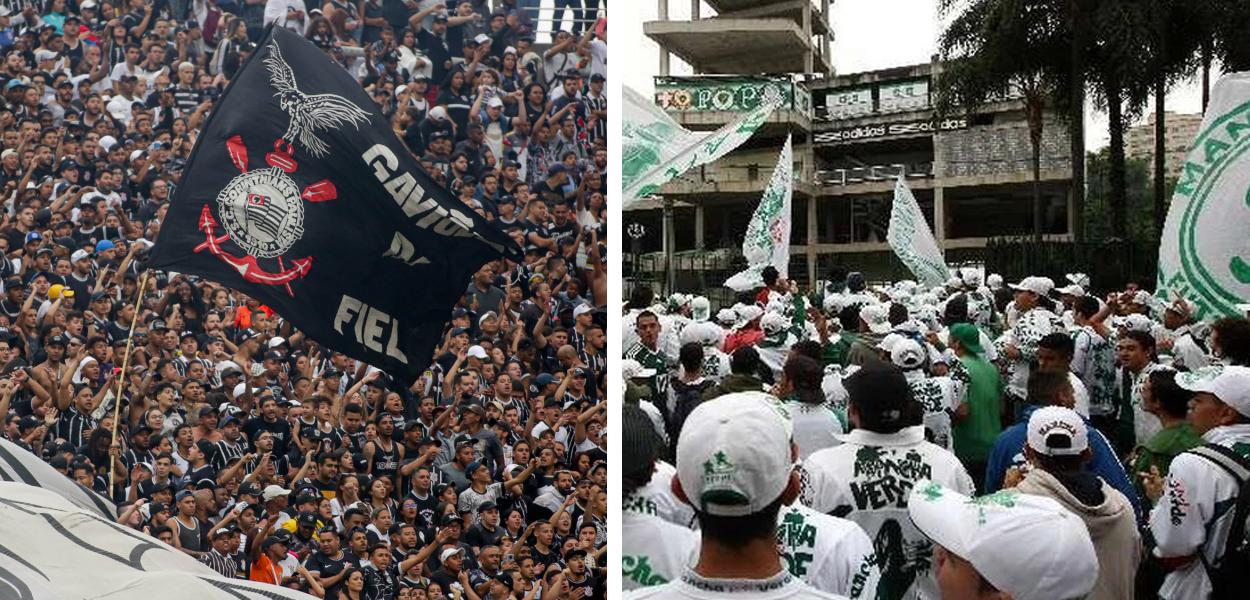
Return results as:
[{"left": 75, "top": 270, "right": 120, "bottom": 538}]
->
[
  {"left": 623, "top": 267, "right": 1250, "bottom": 600},
  {"left": 0, "top": 1, "right": 608, "bottom": 599}
]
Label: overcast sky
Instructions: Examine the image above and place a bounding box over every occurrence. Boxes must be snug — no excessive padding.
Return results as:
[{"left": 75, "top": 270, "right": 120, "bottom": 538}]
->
[{"left": 620, "top": 0, "right": 1213, "bottom": 150}]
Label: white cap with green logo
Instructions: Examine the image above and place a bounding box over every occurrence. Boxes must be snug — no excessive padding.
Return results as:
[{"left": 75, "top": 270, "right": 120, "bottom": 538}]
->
[
  {"left": 907, "top": 481, "right": 1098, "bottom": 600},
  {"left": 676, "top": 391, "right": 793, "bottom": 517},
  {"left": 1176, "top": 365, "right": 1250, "bottom": 417}
]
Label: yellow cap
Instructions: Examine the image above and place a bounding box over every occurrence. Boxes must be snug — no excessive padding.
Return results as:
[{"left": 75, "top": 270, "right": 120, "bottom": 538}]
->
[{"left": 49, "top": 284, "right": 74, "bottom": 299}]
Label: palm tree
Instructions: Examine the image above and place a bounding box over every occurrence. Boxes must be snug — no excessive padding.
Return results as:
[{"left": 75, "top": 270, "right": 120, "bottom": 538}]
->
[
  {"left": 1142, "top": 0, "right": 1203, "bottom": 236},
  {"left": 936, "top": 0, "right": 1069, "bottom": 242}
]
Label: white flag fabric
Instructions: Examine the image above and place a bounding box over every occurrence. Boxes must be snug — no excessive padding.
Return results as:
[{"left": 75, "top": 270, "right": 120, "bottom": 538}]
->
[
  {"left": 0, "top": 482, "right": 317, "bottom": 599},
  {"left": 0, "top": 436, "right": 116, "bottom": 520},
  {"left": 1157, "top": 71, "right": 1250, "bottom": 320},
  {"left": 725, "top": 135, "right": 793, "bottom": 292},
  {"left": 623, "top": 86, "right": 780, "bottom": 206},
  {"left": 887, "top": 175, "right": 950, "bottom": 286}
]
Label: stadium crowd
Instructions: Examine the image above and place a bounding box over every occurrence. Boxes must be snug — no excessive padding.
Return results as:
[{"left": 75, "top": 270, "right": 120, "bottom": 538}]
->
[
  {"left": 623, "top": 267, "right": 1250, "bottom": 600},
  {"left": 0, "top": 1, "right": 608, "bottom": 599}
]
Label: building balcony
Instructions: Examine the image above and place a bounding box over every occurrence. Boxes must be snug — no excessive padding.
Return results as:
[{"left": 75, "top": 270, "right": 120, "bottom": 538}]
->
[{"left": 644, "top": 17, "right": 831, "bottom": 74}]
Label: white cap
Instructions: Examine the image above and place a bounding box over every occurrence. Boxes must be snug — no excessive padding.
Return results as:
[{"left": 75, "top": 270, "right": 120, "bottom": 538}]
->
[
  {"left": 1066, "top": 272, "right": 1090, "bottom": 288},
  {"left": 466, "top": 345, "right": 488, "bottom": 360},
  {"left": 1130, "top": 290, "right": 1154, "bottom": 305},
  {"left": 1166, "top": 297, "right": 1196, "bottom": 318},
  {"left": 1176, "top": 366, "right": 1250, "bottom": 417},
  {"left": 395, "top": 84, "right": 407, "bottom": 96},
  {"left": 473, "top": 33, "right": 491, "bottom": 45},
  {"left": 1008, "top": 276, "right": 1054, "bottom": 297},
  {"left": 70, "top": 249, "right": 91, "bottom": 263},
  {"left": 129, "top": 149, "right": 145, "bottom": 162},
  {"left": 440, "top": 547, "right": 464, "bottom": 563},
  {"left": 99, "top": 135, "right": 117, "bottom": 152},
  {"left": 503, "top": 46, "right": 517, "bottom": 55},
  {"left": 716, "top": 308, "right": 737, "bottom": 326},
  {"left": 487, "top": 96, "right": 504, "bottom": 108},
  {"left": 1054, "top": 284, "right": 1085, "bottom": 297},
  {"left": 760, "top": 312, "right": 789, "bottom": 334},
  {"left": 876, "top": 332, "right": 905, "bottom": 353},
  {"left": 573, "top": 304, "right": 593, "bottom": 318},
  {"left": 986, "top": 273, "right": 1004, "bottom": 290},
  {"left": 734, "top": 305, "right": 764, "bottom": 330},
  {"left": 261, "top": 485, "right": 291, "bottom": 501},
  {"left": 477, "top": 310, "right": 498, "bottom": 325},
  {"left": 676, "top": 392, "right": 793, "bottom": 517},
  {"left": 621, "top": 359, "right": 655, "bottom": 380},
  {"left": 859, "top": 304, "right": 891, "bottom": 334},
  {"left": 232, "top": 382, "right": 247, "bottom": 398},
  {"left": 1026, "top": 406, "right": 1088, "bottom": 456},
  {"left": 267, "top": 336, "right": 286, "bottom": 348},
  {"left": 889, "top": 338, "right": 926, "bottom": 370},
  {"left": 823, "top": 293, "right": 845, "bottom": 315},
  {"left": 908, "top": 482, "right": 1098, "bottom": 600},
  {"left": 690, "top": 296, "right": 711, "bottom": 322},
  {"left": 80, "top": 0, "right": 97, "bottom": 7},
  {"left": 429, "top": 106, "right": 448, "bottom": 120},
  {"left": 1113, "top": 313, "right": 1153, "bottom": 333}
]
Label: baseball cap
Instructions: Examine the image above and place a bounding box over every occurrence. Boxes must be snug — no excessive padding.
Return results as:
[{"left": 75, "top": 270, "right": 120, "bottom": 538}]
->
[
  {"left": 466, "top": 345, "right": 488, "bottom": 360},
  {"left": 48, "top": 284, "right": 74, "bottom": 300},
  {"left": 573, "top": 304, "right": 594, "bottom": 318},
  {"left": 487, "top": 96, "right": 504, "bottom": 109},
  {"left": 859, "top": 304, "right": 891, "bottom": 334},
  {"left": 889, "top": 339, "right": 926, "bottom": 370},
  {"left": 620, "top": 359, "right": 655, "bottom": 380},
  {"left": 297, "top": 511, "right": 317, "bottom": 527},
  {"left": 24, "top": 231, "right": 42, "bottom": 244},
  {"left": 238, "top": 482, "right": 261, "bottom": 497},
  {"left": 908, "top": 482, "right": 1098, "bottom": 600},
  {"left": 439, "top": 547, "right": 464, "bottom": 563},
  {"left": 675, "top": 391, "right": 793, "bottom": 517},
  {"left": 1176, "top": 365, "right": 1250, "bottom": 417},
  {"left": 1054, "top": 284, "right": 1085, "bottom": 297},
  {"left": 261, "top": 485, "right": 291, "bottom": 502},
  {"left": 948, "top": 323, "right": 984, "bottom": 355},
  {"left": 1008, "top": 276, "right": 1054, "bottom": 297},
  {"left": 1026, "top": 406, "right": 1088, "bottom": 456}
]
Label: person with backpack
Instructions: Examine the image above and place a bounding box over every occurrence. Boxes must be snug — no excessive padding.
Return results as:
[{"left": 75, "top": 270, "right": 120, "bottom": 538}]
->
[
  {"left": 1146, "top": 365, "right": 1250, "bottom": 599},
  {"left": 667, "top": 342, "right": 715, "bottom": 454}
]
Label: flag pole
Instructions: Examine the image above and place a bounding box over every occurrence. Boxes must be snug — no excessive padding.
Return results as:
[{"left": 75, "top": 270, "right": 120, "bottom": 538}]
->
[{"left": 109, "top": 270, "right": 152, "bottom": 493}]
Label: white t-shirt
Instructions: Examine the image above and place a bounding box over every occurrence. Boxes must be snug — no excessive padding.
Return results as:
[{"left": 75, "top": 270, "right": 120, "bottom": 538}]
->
[
  {"left": 787, "top": 401, "right": 843, "bottom": 460},
  {"left": 588, "top": 39, "right": 606, "bottom": 79},
  {"left": 802, "top": 426, "right": 974, "bottom": 600},
  {"left": 625, "top": 568, "right": 848, "bottom": 600},
  {"left": 775, "top": 504, "right": 878, "bottom": 598},
  {"left": 623, "top": 498, "right": 698, "bottom": 591},
  {"left": 634, "top": 461, "right": 695, "bottom": 528}
]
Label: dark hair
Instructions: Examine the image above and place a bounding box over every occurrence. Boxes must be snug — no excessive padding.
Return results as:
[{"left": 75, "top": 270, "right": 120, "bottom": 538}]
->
[
  {"left": 1038, "top": 332, "right": 1075, "bottom": 358},
  {"left": 1147, "top": 369, "right": 1192, "bottom": 419},
  {"left": 1122, "top": 330, "right": 1157, "bottom": 357},
  {"left": 1026, "top": 370, "right": 1071, "bottom": 407},
  {"left": 729, "top": 346, "right": 760, "bottom": 376},
  {"left": 678, "top": 342, "right": 702, "bottom": 375},
  {"left": 791, "top": 340, "right": 823, "bottom": 362},
  {"left": 626, "top": 286, "right": 654, "bottom": 311},
  {"left": 887, "top": 303, "right": 909, "bottom": 327},
  {"left": 942, "top": 294, "right": 969, "bottom": 325},
  {"left": 761, "top": 266, "right": 779, "bottom": 286},
  {"left": 1213, "top": 317, "right": 1250, "bottom": 366},
  {"left": 696, "top": 495, "right": 786, "bottom": 546},
  {"left": 838, "top": 305, "right": 860, "bottom": 332},
  {"left": 784, "top": 354, "right": 824, "bottom": 405},
  {"left": 1074, "top": 295, "right": 1100, "bottom": 319}
]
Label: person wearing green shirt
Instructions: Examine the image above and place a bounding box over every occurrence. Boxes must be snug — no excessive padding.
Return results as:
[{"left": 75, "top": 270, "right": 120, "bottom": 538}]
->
[
  {"left": 1131, "top": 369, "right": 1201, "bottom": 507},
  {"left": 948, "top": 322, "right": 1003, "bottom": 492}
]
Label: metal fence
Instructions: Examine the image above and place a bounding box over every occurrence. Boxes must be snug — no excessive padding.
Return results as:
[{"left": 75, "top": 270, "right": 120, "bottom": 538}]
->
[
  {"left": 624, "top": 239, "right": 1158, "bottom": 309},
  {"left": 981, "top": 238, "right": 1159, "bottom": 293}
]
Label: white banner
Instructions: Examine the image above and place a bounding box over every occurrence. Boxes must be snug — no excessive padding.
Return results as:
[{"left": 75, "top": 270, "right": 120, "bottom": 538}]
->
[
  {"left": 887, "top": 175, "right": 949, "bottom": 286},
  {"left": 0, "top": 437, "right": 116, "bottom": 520},
  {"left": 1157, "top": 71, "right": 1250, "bottom": 320},
  {"left": 623, "top": 86, "right": 780, "bottom": 206},
  {"left": 726, "top": 135, "right": 793, "bottom": 292},
  {"left": 0, "top": 482, "right": 318, "bottom": 599}
]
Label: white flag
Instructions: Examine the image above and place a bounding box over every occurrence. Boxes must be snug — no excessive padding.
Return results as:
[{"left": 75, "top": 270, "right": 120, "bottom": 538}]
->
[
  {"left": 1157, "top": 71, "right": 1250, "bottom": 320},
  {"left": 0, "top": 437, "right": 116, "bottom": 519},
  {"left": 725, "top": 135, "right": 793, "bottom": 292},
  {"left": 0, "top": 482, "right": 318, "bottom": 599},
  {"left": 623, "top": 86, "right": 780, "bottom": 206},
  {"left": 888, "top": 175, "right": 950, "bottom": 286}
]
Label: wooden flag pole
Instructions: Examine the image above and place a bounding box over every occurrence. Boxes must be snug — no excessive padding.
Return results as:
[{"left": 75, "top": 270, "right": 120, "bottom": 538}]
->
[{"left": 109, "top": 270, "right": 151, "bottom": 492}]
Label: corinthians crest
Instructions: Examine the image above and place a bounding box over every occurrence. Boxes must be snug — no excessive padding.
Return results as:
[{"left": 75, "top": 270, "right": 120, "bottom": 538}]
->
[{"left": 193, "top": 39, "right": 369, "bottom": 297}]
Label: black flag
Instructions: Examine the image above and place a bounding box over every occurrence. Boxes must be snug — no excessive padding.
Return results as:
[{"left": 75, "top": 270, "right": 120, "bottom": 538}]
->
[{"left": 148, "top": 26, "right": 521, "bottom": 383}]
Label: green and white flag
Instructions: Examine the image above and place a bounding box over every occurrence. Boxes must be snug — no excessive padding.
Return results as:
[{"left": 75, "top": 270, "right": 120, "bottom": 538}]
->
[
  {"left": 623, "top": 85, "right": 780, "bottom": 206},
  {"left": 725, "top": 135, "right": 792, "bottom": 292},
  {"left": 887, "top": 175, "right": 949, "bottom": 286},
  {"left": 1158, "top": 71, "right": 1250, "bottom": 321}
]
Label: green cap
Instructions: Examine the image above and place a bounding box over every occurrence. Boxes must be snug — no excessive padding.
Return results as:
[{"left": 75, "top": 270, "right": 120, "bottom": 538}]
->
[{"left": 949, "top": 323, "right": 984, "bottom": 355}]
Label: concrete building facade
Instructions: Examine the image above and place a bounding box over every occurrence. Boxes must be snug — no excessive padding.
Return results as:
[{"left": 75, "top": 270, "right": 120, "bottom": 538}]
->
[
  {"left": 1126, "top": 111, "right": 1203, "bottom": 182},
  {"left": 628, "top": 4, "right": 1078, "bottom": 287}
]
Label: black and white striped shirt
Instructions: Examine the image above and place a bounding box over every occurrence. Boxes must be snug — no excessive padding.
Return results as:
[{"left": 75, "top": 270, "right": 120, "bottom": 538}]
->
[
  {"left": 199, "top": 548, "right": 238, "bottom": 578},
  {"left": 50, "top": 407, "right": 95, "bottom": 448},
  {"left": 212, "top": 438, "right": 245, "bottom": 471},
  {"left": 581, "top": 91, "right": 607, "bottom": 144}
]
